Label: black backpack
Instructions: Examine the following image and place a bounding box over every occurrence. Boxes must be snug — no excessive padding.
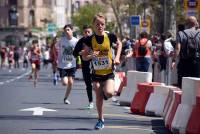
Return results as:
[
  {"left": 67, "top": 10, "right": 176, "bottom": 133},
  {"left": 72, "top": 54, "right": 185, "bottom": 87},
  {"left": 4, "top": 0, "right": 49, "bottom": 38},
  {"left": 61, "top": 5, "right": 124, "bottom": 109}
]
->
[
  {"left": 138, "top": 39, "right": 148, "bottom": 56},
  {"left": 182, "top": 31, "right": 200, "bottom": 60}
]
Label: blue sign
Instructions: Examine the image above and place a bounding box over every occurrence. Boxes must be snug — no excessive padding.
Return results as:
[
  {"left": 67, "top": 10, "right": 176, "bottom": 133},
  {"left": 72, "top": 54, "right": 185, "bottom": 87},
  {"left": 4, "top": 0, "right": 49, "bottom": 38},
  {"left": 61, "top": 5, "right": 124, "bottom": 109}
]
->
[
  {"left": 188, "top": 0, "right": 198, "bottom": 8},
  {"left": 130, "top": 15, "right": 140, "bottom": 26}
]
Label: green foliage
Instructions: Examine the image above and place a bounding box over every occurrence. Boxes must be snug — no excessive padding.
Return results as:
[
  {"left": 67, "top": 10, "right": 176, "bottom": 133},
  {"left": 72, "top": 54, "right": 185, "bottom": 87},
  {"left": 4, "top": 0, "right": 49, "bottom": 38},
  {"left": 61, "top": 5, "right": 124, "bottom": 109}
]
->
[
  {"left": 176, "top": 0, "right": 185, "bottom": 25},
  {"left": 106, "top": 21, "right": 116, "bottom": 33},
  {"left": 72, "top": 4, "right": 106, "bottom": 34}
]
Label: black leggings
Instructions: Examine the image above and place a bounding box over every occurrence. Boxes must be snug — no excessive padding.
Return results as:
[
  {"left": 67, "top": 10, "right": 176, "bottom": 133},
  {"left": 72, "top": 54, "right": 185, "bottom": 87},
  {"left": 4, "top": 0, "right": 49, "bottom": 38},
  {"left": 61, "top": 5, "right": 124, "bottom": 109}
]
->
[
  {"left": 82, "top": 67, "right": 93, "bottom": 103},
  {"left": 177, "top": 59, "right": 200, "bottom": 88}
]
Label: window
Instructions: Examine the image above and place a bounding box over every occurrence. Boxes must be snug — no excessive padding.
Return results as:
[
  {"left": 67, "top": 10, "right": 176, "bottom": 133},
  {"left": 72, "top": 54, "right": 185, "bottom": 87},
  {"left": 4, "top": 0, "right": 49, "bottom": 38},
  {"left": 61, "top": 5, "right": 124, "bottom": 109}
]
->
[
  {"left": 43, "top": 0, "right": 52, "bottom": 6},
  {"left": 29, "top": 0, "right": 35, "bottom": 6},
  {"left": 29, "top": 10, "right": 35, "bottom": 27},
  {"left": 85, "top": 1, "right": 89, "bottom": 5},
  {"left": 75, "top": 1, "right": 80, "bottom": 10}
]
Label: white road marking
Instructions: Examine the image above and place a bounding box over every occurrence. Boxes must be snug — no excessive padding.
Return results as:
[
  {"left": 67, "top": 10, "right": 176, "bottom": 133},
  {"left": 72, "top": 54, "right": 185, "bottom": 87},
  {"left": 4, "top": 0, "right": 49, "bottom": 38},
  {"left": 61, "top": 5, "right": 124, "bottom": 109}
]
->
[
  {"left": 20, "top": 107, "right": 57, "bottom": 116},
  {"left": 105, "top": 125, "right": 154, "bottom": 132},
  {"left": 0, "top": 70, "right": 31, "bottom": 85}
]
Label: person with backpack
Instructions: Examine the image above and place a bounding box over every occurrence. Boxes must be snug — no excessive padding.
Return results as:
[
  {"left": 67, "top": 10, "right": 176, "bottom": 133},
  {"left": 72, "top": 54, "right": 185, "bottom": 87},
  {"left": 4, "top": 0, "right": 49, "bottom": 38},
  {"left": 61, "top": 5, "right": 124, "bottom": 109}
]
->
[
  {"left": 134, "top": 32, "right": 152, "bottom": 72},
  {"left": 172, "top": 16, "right": 200, "bottom": 88}
]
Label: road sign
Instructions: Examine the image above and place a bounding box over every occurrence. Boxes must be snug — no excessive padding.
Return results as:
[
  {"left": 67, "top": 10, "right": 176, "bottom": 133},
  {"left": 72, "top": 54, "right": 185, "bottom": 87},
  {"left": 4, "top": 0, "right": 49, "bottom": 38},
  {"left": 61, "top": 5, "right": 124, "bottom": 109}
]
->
[
  {"left": 140, "top": 19, "right": 151, "bottom": 34},
  {"left": 184, "top": 0, "right": 200, "bottom": 18},
  {"left": 130, "top": 15, "right": 140, "bottom": 26}
]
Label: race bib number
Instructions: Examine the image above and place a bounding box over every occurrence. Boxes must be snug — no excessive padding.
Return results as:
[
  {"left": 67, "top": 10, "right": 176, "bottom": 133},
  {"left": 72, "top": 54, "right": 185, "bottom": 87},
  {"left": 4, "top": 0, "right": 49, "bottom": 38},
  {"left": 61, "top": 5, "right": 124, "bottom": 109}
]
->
[
  {"left": 62, "top": 55, "right": 73, "bottom": 63},
  {"left": 92, "top": 56, "right": 110, "bottom": 70},
  {"left": 31, "top": 55, "right": 38, "bottom": 61}
]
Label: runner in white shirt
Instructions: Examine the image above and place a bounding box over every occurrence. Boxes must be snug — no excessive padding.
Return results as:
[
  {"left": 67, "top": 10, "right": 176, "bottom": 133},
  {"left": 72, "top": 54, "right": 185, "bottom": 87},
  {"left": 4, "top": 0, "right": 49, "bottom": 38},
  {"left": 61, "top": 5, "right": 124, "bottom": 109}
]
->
[{"left": 56, "top": 24, "right": 78, "bottom": 104}]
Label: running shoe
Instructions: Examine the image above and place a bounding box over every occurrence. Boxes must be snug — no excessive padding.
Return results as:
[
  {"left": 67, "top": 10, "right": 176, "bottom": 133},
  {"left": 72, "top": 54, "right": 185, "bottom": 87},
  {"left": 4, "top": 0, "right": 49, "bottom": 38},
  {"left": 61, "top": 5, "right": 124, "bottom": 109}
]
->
[
  {"left": 85, "top": 102, "right": 94, "bottom": 109},
  {"left": 94, "top": 119, "right": 104, "bottom": 130},
  {"left": 64, "top": 98, "right": 70, "bottom": 104},
  {"left": 33, "top": 80, "right": 37, "bottom": 87}
]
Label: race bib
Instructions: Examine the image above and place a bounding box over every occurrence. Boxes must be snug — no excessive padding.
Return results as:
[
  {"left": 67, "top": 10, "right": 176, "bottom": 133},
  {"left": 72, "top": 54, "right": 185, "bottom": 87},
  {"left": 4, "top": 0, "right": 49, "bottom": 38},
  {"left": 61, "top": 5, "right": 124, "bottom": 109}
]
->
[
  {"left": 31, "top": 55, "right": 38, "bottom": 61},
  {"left": 92, "top": 56, "right": 110, "bottom": 70},
  {"left": 62, "top": 55, "right": 73, "bottom": 63}
]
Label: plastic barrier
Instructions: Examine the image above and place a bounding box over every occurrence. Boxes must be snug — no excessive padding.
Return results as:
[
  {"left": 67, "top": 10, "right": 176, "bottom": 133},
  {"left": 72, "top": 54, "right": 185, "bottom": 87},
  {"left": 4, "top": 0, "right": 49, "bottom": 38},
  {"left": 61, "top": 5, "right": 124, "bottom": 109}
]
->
[
  {"left": 185, "top": 106, "right": 200, "bottom": 134},
  {"left": 114, "top": 73, "right": 122, "bottom": 93},
  {"left": 165, "top": 91, "right": 182, "bottom": 129},
  {"left": 119, "top": 71, "right": 152, "bottom": 106},
  {"left": 171, "top": 104, "right": 193, "bottom": 134},
  {"left": 171, "top": 77, "right": 200, "bottom": 134},
  {"left": 163, "top": 88, "right": 181, "bottom": 121},
  {"left": 145, "top": 85, "right": 174, "bottom": 117},
  {"left": 185, "top": 90, "right": 200, "bottom": 134},
  {"left": 181, "top": 77, "right": 200, "bottom": 105},
  {"left": 130, "top": 82, "right": 161, "bottom": 115}
]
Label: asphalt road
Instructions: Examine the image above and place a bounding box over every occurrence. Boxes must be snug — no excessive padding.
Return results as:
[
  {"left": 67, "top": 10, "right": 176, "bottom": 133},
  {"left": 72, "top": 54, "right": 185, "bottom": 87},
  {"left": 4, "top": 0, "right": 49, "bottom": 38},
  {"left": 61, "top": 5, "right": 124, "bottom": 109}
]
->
[{"left": 0, "top": 66, "right": 172, "bottom": 134}]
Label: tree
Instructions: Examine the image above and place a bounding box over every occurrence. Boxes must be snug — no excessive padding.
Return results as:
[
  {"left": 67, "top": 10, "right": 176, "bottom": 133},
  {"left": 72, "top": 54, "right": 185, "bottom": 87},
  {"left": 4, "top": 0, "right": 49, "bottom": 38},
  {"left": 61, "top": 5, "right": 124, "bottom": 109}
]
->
[
  {"left": 71, "top": 4, "right": 105, "bottom": 34},
  {"left": 101, "top": 0, "right": 132, "bottom": 39}
]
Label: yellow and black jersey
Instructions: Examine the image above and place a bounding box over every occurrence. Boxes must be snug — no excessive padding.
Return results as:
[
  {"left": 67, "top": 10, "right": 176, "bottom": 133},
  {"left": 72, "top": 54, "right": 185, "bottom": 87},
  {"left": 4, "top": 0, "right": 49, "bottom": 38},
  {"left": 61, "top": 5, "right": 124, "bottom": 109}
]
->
[{"left": 84, "top": 32, "right": 117, "bottom": 75}]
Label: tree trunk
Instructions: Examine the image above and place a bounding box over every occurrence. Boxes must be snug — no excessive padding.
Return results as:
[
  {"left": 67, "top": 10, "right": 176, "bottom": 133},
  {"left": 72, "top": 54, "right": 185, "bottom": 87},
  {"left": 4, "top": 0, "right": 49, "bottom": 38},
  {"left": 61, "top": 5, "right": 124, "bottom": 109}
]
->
[
  {"left": 110, "top": 0, "right": 123, "bottom": 39},
  {"left": 170, "top": 0, "right": 176, "bottom": 38}
]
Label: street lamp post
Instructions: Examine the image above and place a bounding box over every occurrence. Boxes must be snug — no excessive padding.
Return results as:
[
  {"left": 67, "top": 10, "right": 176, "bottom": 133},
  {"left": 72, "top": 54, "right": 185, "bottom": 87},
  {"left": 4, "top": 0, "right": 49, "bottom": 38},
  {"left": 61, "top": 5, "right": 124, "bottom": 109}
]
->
[
  {"left": 163, "top": 0, "right": 167, "bottom": 32},
  {"left": 143, "top": 0, "right": 147, "bottom": 21}
]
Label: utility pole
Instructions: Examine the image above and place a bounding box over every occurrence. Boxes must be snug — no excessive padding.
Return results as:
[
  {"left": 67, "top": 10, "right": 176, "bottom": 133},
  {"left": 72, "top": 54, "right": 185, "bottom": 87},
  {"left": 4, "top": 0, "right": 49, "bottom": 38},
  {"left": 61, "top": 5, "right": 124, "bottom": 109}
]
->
[
  {"left": 163, "top": 0, "right": 167, "bottom": 32},
  {"left": 170, "top": 0, "right": 177, "bottom": 38}
]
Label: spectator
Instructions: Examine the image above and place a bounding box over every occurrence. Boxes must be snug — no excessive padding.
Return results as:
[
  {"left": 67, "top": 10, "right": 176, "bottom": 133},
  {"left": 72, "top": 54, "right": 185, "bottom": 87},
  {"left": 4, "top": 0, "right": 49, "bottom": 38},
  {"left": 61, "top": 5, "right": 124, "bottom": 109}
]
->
[
  {"left": 14, "top": 47, "right": 20, "bottom": 68},
  {"left": 172, "top": 16, "right": 200, "bottom": 88},
  {"left": 134, "top": 32, "right": 152, "bottom": 72}
]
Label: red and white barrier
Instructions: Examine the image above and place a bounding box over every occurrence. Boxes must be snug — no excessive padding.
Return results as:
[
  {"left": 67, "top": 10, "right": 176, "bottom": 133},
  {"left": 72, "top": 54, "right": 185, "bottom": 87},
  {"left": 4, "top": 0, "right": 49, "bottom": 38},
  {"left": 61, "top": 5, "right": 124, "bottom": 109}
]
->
[
  {"left": 163, "top": 88, "right": 181, "bottom": 121},
  {"left": 186, "top": 87, "right": 200, "bottom": 134},
  {"left": 171, "top": 77, "right": 200, "bottom": 134},
  {"left": 130, "top": 82, "right": 161, "bottom": 115},
  {"left": 119, "top": 71, "right": 152, "bottom": 106},
  {"left": 145, "top": 85, "right": 174, "bottom": 116},
  {"left": 165, "top": 90, "right": 182, "bottom": 129}
]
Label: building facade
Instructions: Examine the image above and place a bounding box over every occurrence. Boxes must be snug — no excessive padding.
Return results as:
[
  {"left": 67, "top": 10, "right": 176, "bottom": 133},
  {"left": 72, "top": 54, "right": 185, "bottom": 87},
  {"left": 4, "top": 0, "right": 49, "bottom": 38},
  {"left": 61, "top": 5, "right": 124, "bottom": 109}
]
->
[
  {"left": 0, "top": 0, "right": 71, "bottom": 28},
  {"left": 0, "top": 0, "right": 115, "bottom": 35}
]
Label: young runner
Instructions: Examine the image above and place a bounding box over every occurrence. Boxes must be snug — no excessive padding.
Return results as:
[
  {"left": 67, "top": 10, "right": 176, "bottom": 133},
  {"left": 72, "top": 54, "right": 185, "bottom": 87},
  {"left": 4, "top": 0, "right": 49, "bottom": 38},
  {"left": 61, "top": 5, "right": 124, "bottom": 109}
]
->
[
  {"left": 50, "top": 36, "right": 59, "bottom": 85},
  {"left": 55, "top": 24, "right": 78, "bottom": 104},
  {"left": 82, "top": 13, "right": 122, "bottom": 130},
  {"left": 73, "top": 25, "right": 94, "bottom": 109},
  {"left": 28, "top": 40, "right": 41, "bottom": 87}
]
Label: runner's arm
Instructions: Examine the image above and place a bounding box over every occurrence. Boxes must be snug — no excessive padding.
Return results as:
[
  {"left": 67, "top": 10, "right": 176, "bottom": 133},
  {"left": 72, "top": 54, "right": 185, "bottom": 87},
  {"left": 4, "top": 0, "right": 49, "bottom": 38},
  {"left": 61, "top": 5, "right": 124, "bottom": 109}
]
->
[
  {"left": 81, "top": 44, "right": 93, "bottom": 61},
  {"left": 171, "top": 42, "right": 181, "bottom": 69},
  {"left": 114, "top": 38, "right": 122, "bottom": 64}
]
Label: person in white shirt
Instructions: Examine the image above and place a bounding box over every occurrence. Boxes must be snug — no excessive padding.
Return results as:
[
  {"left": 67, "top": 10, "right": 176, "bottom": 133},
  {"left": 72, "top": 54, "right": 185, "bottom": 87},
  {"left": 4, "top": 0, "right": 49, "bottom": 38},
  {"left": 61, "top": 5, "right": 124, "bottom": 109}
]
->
[
  {"left": 43, "top": 47, "right": 50, "bottom": 69},
  {"left": 56, "top": 24, "right": 78, "bottom": 104},
  {"left": 163, "top": 31, "right": 175, "bottom": 85}
]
